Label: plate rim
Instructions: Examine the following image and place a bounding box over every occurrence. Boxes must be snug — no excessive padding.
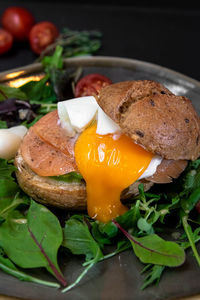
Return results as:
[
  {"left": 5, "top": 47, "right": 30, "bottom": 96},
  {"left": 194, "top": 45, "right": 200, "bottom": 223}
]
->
[
  {"left": 0, "top": 55, "right": 199, "bottom": 89},
  {"left": 0, "top": 55, "right": 200, "bottom": 300}
]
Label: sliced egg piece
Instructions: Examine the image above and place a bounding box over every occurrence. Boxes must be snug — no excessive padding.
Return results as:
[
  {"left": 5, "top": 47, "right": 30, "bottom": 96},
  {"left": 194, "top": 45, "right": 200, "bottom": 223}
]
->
[
  {"left": 58, "top": 96, "right": 98, "bottom": 136},
  {"left": 75, "top": 123, "right": 155, "bottom": 223},
  {"left": 96, "top": 107, "right": 121, "bottom": 135},
  {"left": 58, "top": 96, "right": 121, "bottom": 136},
  {"left": 68, "top": 98, "right": 97, "bottom": 132},
  {"left": 57, "top": 102, "right": 76, "bottom": 137}
]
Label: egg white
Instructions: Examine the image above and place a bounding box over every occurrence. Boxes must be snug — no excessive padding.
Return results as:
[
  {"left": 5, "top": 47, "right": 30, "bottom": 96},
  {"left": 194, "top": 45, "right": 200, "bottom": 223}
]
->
[
  {"left": 139, "top": 155, "right": 162, "bottom": 180},
  {"left": 58, "top": 96, "right": 121, "bottom": 136}
]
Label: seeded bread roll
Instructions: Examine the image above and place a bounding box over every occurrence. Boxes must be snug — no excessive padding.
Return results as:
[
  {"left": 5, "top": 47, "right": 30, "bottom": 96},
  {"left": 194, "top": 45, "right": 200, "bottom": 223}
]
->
[{"left": 97, "top": 80, "right": 200, "bottom": 160}]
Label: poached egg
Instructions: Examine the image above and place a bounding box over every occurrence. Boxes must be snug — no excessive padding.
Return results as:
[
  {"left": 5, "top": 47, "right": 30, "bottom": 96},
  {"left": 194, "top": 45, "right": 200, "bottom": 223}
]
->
[{"left": 58, "top": 96, "right": 162, "bottom": 222}]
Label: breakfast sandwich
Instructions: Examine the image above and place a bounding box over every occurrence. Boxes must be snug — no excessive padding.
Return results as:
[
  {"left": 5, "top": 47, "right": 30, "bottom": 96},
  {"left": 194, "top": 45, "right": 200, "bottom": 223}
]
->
[{"left": 15, "top": 80, "right": 200, "bottom": 222}]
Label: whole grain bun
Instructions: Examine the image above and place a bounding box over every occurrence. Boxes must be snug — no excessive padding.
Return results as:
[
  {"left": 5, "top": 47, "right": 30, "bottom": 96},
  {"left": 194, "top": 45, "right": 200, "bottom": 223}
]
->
[
  {"left": 97, "top": 80, "right": 200, "bottom": 160},
  {"left": 15, "top": 149, "right": 153, "bottom": 210}
]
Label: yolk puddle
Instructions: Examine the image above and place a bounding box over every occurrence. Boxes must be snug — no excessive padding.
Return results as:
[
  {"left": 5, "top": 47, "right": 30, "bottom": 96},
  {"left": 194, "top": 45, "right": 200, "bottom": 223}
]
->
[{"left": 75, "top": 124, "right": 153, "bottom": 223}]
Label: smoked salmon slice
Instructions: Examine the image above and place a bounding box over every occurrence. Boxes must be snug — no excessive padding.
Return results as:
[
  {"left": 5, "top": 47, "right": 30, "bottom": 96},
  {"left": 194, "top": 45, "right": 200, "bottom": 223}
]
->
[
  {"left": 33, "top": 110, "right": 76, "bottom": 156},
  {"left": 20, "top": 111, "right": 77, "bottom": 177}
]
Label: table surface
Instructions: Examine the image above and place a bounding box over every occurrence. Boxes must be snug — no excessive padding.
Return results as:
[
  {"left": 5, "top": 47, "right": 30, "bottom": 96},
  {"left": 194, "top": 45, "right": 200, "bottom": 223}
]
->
[{"left": 0, "top": 1, "right": 200, "bottom": 300}]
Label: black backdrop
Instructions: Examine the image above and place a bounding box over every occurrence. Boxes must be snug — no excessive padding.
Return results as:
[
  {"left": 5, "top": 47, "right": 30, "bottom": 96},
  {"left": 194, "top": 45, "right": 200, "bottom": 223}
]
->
[{"left": 0, "top": 0, "right": 200, "bottom": 81}]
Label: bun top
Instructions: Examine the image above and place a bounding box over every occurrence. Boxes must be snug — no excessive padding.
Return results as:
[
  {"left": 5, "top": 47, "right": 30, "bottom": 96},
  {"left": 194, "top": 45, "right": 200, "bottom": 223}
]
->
[{"left": 96, "top": 80, "right": 200, "bottom": 160}]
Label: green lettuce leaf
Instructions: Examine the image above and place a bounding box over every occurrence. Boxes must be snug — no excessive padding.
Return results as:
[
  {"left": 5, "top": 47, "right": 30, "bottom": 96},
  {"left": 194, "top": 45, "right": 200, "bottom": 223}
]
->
[{"left": 50, "top": 172, "right": 83, "bottom": 183}]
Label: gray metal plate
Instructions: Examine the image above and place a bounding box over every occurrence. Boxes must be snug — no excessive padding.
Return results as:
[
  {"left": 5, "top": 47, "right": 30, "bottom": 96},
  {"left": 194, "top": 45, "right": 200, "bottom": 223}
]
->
[{"left": 0, "top": 56, "right": 200, "bottom": 300}]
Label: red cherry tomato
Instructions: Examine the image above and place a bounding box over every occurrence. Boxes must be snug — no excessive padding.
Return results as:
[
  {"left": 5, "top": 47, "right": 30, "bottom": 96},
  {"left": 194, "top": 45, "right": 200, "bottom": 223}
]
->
[
  {"left": 1, "top": 7, "right": 35, "bottom": 41},
  {"left": 196, "top": 200, "right": 200, "bottom": 214},
  {"left": 75, "top": 73, "right": 112, "bottom": 97},
  {"left": 29, "top": 21, "right": 59, "bottom": 55},
  {"left": 0, "top": 28, "right": 13, "bottom": 55}
]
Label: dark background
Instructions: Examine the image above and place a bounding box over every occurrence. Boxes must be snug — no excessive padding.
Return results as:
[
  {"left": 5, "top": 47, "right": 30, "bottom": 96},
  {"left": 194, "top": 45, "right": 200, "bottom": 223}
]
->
[{"left": 0, "top": 0, "right": 200, "bottom": 81}]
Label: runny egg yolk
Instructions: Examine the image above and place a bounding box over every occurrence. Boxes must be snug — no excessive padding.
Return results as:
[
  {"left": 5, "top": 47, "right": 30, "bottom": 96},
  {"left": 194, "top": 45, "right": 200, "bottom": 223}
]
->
[{"left": 75, "top": 124, "right": 153, "bottom": 223}]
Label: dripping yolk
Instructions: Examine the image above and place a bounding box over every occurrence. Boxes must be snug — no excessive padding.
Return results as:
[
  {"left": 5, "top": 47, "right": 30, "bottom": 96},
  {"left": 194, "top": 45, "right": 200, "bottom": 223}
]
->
[{"left": 75, "top": 124, "right": 153, "bottom": 223}]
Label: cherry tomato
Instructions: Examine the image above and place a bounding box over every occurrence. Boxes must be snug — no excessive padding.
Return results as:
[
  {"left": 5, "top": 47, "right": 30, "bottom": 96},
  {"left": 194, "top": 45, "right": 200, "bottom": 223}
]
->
[
  {"left": 29, "top": 21, "right": 59, "bottom": 55},
  {"left": 1, "top": 7, "right": 35, "bottom": 41},
  {"left": 75, "top": 73, "right": 112, "bottom": 97},
  {"left": 0, "top": 28, "right": 13, "bottom": 55},
  {"left": 196, "top": 201, "right": 200, "bottom": 214}
]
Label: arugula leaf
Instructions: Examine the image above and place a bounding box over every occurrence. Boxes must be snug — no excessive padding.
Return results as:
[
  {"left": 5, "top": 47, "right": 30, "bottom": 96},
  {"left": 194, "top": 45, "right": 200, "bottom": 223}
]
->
[
  {"left": 91, "top": 222, "right": 112, "bottom": 248},
  {"left": 42, "top": 45, "right": 81, "bottom": 100},
  {"left": 20, "top": 76, "right": 57, "bottom": 104},
  {"left": 116, "top": 200, "right": 141, "bottom": 231},
  {"left": 178, "top": 160, "right": 200, "bottom": 216},
  {"left": 63, "top": 218, "right": 103, "bottom": 262},
  {"left": 0, "top": 192, "right": 29, "bottom": 221},
  {"left": 61, "top": 29, "right": 102, "bottom": 58},
  {"left": 113, "top": 220, "right": 185, "bottom": 267},
  {"left": 101, "top": 240, "right": 131, "bottom": 261},
  {"left": 92, "top": 200, "right": 140, "bottom": 244},
  {"left": 0, "top": 247, "right": 60, "bottom": 288},
  {"left": 0, "top": 159, "right": 19, "bottom": 198},
  {"left": 158, "top": 195, "right": 181, "bottom": 223},
  {"left": 137, "top": 218, "right": 154, "bottom": 234},
  {"left": 0, "top": 159, "right": 16, "bottom": 181},
  {"left": 0, "top": 200, "right": 67, "bottom": 286},
  {"left": 39, "top": 28, "right": 102, "bottom": 60},
  {"left": 135, "top": 184, "right": 164, "bottom": 229},
  {"left": 36, "top": 103, "right": 57, "bottom": 114},
  {"left": 141, "top": 218, "right": 200, "bottom": 290},
  {"left": 181, "top": 214, "right": 200, "bottom": 266},
  {"left": 50, "top": 172, "right": 83, "bottom": 184},
  {"left": 62, "top": 218, "right": 103, "bottom": 293},
  {"left": 22, "top": 115, "right": 43, "bottom": 128},
  {"left": 141, "top": 264, "right": 165, "bottom": 290},
  {"left": 182, "top": 159, "right": 200, "bottom": 190},
  {"left": 0, "top": 85, "right": 27, "bottom": 101},
  {"left": 42, "top": 45, "right": 64, "bottom": 73},
  {"left": 180, "top": 227, "right": 200, "bottom": 249},
  {"left": 0, "top": 180, "right": 19, "bottom": 198},
  {"left": 181, "top": 188, "right": 200, "bottom": 214},
  {"left": 48, "top": 67, "right": 80, "bottom": 101},
  {"left": 97, "top": 221, "right": 118, "bottom": 239},
  {"left": 0, "top": 120, "right": 7, "bottom": 128}
]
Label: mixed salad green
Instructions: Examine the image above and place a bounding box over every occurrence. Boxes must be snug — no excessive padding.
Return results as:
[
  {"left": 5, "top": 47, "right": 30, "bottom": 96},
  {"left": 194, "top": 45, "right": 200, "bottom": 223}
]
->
[{"left": 0, "top": 46, "right": 200, "bottom": 292}]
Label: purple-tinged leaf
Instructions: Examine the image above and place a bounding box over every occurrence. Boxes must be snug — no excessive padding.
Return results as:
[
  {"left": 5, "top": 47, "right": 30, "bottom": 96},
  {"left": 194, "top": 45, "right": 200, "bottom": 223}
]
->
[
  {"left": 28, "top": 227, "right": 67, "bottom": 287},
  {"left": 0, "top": 201, "right": 67, "bottom": 286},
  {"left": 0, "top": 98, "right": 39, "bottom": 127},
  {"left": 112, "top": 219, "right": 185, "bottom": 267}
]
